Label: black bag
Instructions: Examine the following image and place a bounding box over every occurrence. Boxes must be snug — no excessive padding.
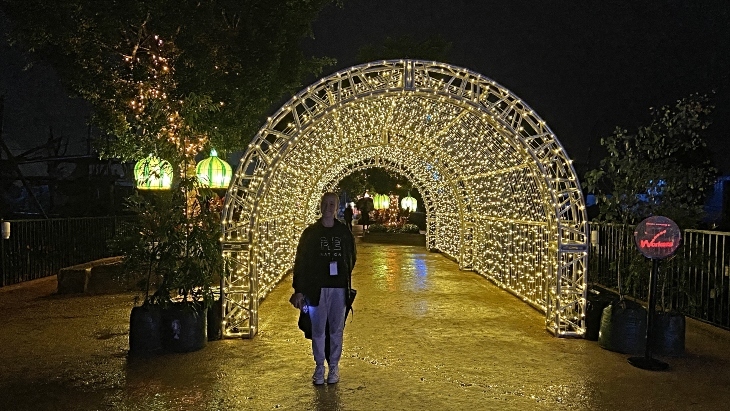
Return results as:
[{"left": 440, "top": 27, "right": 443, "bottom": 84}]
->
[
  {"left": 347, "top": 288, "right": 357, "bottom": 306},
  {"left": 298, "top": 288, "right": 356, "bottom": 339},
  {"left": 298, "top": 307, "right": 312, "bottom": 339},
  {"left": 346, "top": 288, "right": 357, "bottom": 320}
]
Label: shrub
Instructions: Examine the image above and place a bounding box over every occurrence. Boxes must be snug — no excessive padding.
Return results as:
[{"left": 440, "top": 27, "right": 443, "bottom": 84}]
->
[
  {"left": 367, "top": 223, "right": 388, "bottom": 233},
  {"left": 398, "top": 224, "right": 420, "bottom": 233}
]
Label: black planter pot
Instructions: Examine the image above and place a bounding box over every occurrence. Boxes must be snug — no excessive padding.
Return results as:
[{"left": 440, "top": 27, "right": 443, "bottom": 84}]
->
[
  {"left": 129, "top": 304, "right": 163, "bottom": 356},
  {"left": 162, "top": 303, "right": 208, "bottom": 353},
  {"left": 598, "top": 299, "right": 647, "bottom": 354},
  {"left": 585, "top": 290, "right": 618, "bottom": 341},
  {"left": 207, "top": 298, "right": 222, "bottom": 341},
  {"left": 650, "top": 311, "right": 686, "bottom": 357}
]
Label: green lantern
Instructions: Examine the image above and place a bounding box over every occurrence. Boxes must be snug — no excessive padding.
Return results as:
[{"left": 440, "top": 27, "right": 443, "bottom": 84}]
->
[
  {"left": 196, "top": 149, "right": 232, "bottom": 188},
  {"left": 401, "top": 194, "right": 417, "bottom": 212},
  {"left": 134, "top": 155, "right": 173, "bottom": 190},
  {"left": 373, "top": 193, "right": 390, "bottom": 210}
]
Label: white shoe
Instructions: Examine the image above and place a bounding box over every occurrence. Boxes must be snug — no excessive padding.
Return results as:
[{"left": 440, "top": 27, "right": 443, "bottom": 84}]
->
[
  {"left": 327, "top": 365, "right": 340, "bottom": 384},
  {"left": 312, "top": 365, "right": 325, "bottom": 385}
]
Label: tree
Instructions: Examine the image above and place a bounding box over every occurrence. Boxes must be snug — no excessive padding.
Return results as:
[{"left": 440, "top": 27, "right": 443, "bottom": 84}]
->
[
  {"left": 0, "top": 0, "right": 337, "bottom": 163},
  {"left": 584, "top": 93, "right": 718, "bottom": 228},
  {"left": 336, "top": 167, "right": 412, "bottom": 199}
]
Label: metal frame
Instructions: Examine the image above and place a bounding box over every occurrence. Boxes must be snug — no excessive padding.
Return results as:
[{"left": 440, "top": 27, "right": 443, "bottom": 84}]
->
[{"left": 221, "top": 60, "right": 588, "bottom": 338}]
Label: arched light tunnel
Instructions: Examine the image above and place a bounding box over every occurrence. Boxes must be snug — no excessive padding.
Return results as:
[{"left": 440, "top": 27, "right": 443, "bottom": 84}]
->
[{"left": 221, "top": 60, "right": 589, "bottom": 338}]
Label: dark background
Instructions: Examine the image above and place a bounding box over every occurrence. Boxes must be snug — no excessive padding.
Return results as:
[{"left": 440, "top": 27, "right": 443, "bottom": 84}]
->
[
  {"left": 302, "top": 0, "right": 730, "bottom": 175},
  {"left": 2, "top": 1, "right": 729, "bottom": 175}
]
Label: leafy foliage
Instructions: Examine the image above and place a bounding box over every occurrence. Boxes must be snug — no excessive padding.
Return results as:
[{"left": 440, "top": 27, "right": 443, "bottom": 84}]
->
[
  {"left": 366, "top": 223, "right": 420, "bottom": 234},
  {"left": 0, "top": 0, "right": 336, "bottom": 161},
  {"left": 584, "top": 93, "right": 718, "bottom": 228},
  {"left": 337, "top": 167, "right": 421, "bottom": 205},
  {"left": 110, "top": 178, "right": 225, "bottom": 307},
  {"left": 399, "top": 223, "right": 420, "bottom": 234},
  {"left": 366, "top": 223, "right": 389, "bottom": 233}
]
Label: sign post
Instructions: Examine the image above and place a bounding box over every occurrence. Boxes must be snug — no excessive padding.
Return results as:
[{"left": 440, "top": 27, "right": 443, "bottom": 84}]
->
[{"left": 628, "top": 216, "right": 681, "bottom": 371}]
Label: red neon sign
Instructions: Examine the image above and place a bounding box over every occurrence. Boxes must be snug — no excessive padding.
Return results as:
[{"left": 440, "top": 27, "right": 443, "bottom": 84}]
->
[{"left": 634, "top": 216, "right": 681, "bottom": 259}]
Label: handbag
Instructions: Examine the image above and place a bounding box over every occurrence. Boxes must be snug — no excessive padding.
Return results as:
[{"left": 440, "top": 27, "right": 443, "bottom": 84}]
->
[
  {"left": 297, "top": 281, "right": 356, "bottom": 339},
  {"left": 298, "top": 306, "right": 312, "bottom": 339},
  {"left": 346, "top": 271, "right": 356, "bottom": 320}
]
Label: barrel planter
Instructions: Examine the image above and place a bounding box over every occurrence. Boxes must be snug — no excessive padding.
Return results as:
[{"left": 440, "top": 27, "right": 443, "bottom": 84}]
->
[
  {"left": 651, "top": 311, "right": 686, "bottom": 357},
  {"left": 162, "top": 303, "right": 208, "bottom": 353},
  {"left": 129, "top": 304, "right": 163, "bottom": 356},
  {"left": 598, "top": 299, "right": 647, "bottom": 354},
  {"left": 585, "top": 290, "right": 618, "bottom": 341},
  {"left": 207, "top": 298, "right": 223, "bottom": 341}
]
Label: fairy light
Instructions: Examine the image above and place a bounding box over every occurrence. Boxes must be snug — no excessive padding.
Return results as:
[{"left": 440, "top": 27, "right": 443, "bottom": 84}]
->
[
  {"left": 122, "top": 34, "right": 209, "bottom": 162},
  {"left": 221, "top": 60, "right": 588, "bottom": 338}
]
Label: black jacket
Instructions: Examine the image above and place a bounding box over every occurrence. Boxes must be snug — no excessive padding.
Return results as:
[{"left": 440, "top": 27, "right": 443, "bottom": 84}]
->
[{"left": 292, "top": 218, "right": 356, "bottom": 306}]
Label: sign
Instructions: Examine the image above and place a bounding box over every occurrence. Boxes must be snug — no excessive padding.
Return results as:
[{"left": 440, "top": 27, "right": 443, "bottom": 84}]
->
[{"left": 634, "top": 216, "right": 681, "bottom": 259}]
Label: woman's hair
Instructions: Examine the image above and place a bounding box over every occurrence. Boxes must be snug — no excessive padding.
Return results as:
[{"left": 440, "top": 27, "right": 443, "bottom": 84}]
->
[{"left": 321, "top": 192, "right": 338, "bottom": 203}]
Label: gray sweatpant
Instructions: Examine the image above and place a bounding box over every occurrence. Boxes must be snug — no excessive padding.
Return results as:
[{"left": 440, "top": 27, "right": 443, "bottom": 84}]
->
[{"left": 308, "top": 287, "right": 346, "bottom": 367}]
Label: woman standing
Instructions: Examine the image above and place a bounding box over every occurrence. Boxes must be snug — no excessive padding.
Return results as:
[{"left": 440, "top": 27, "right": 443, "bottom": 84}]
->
[{"left": 291, "top": 192, "right": 357, "bottom": 385}]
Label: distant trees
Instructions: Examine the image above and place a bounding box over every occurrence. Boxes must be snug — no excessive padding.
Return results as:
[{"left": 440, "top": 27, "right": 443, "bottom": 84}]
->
[
  {"left": 584, "top": 93, "right": 718, "bottom": 228},
  {"left": 336, "top": 167, "right": 413, "bottom": 200}
]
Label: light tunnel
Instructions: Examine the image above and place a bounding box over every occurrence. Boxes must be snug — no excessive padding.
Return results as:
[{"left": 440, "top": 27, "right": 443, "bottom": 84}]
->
[{"left": 221, "top": 60, "right": 588, "bottom": 338}]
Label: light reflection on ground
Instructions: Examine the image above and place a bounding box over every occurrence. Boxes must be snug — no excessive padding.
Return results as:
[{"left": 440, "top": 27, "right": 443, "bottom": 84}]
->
[{"left": 1, "top": 240, "right": 730, "bottom": 410}]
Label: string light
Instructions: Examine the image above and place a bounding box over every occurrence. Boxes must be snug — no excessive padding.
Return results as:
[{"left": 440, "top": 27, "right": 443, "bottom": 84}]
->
[
  {"left": 221, "top": 60, "right": 588, "bottom": 338},
  {"left": 123, "top": 34, "right": 209, "bottom": 161}
]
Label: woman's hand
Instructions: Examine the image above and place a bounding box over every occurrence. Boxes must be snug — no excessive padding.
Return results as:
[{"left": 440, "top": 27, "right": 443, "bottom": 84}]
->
[{"left": 289, "top": 292, "right": 306, "bottom": 310}]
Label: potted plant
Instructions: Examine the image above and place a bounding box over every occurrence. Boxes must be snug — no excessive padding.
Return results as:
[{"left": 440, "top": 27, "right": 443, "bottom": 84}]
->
[
  {"left": 649, "top": 251, "right": 696, "bottom": 357},
  {"left": 597, "top": 247, "right": 648, "bottom": 354},
  {"left": 596, "top": 239, "right": 689, "bottom": 357},
  {"left": 114, "top": 177, "right": 223, "bottom": 355}
]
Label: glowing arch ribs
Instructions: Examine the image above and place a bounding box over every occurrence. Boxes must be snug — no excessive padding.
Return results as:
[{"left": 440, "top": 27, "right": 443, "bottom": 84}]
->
[{"left": 221, "top": 60, "right": 588, "bottom": 338}]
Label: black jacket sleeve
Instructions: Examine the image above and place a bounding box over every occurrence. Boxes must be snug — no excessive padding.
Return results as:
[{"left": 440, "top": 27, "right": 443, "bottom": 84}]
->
[{"left": 292, "top": 226, "right": 311, "bottom": 295}]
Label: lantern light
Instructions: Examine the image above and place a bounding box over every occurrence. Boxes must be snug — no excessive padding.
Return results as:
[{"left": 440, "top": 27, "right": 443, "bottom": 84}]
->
[
  {"left": 401, "top": 194, "right": 417, "bottom": 212},
  {"left": 373, "top": 193, "right": 390, "bottom": 210},
  {"left": 134, "top": 155, "right": 173, "bottom": 190},
  {"left": 196, "top": 149, "right": 232, "bottom": 188}
]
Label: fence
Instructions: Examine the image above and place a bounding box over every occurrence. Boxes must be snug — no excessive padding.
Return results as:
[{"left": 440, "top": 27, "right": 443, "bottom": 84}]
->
[
  {"left": 3, "top": 216, "right": 730, "bottom": 330},
  {"left": 0, "top": 216, "right": 132, "bottom": 287},
  {"left": 588, "top": 222, "right": 730, "bottom": 330}
]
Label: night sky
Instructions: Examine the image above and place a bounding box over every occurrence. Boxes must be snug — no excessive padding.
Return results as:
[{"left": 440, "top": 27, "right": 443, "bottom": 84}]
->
[
  {"left": 1, "top": 1, "right": 729, "bottom": 175},
  {"left": 302, "top": 0, "right": 730, "bottom": 174}
]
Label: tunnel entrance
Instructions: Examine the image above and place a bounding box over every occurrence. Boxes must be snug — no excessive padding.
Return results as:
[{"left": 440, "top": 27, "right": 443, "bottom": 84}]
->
[{"left": 222, "top": 60, "right": 588, "bottom": 338}]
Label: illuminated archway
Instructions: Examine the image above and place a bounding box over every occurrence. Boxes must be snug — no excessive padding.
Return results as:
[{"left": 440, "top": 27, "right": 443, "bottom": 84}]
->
[{"left": 222, "top": 60, "right": 588, "bottom": 338}]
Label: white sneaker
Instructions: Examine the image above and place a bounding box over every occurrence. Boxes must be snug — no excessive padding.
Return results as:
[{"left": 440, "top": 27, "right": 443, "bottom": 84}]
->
[
  {"left": 327, "top": 365, "right": 340, "bottom": 384},
  {"left": 312, "top": 365, "right": 325, "bottom": 385}
]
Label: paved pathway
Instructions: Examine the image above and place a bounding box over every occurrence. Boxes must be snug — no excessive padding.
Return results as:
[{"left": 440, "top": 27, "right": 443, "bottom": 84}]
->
[{"left": 1, "top": 240, "right": 730, "bottom": 410}]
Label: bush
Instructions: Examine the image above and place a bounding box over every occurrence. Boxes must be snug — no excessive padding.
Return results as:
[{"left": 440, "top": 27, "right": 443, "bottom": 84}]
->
[
  {"left": 367, "top": 224, "right": 388, "bottom": 233},
  {"left": 398, "top": 224, "right": 420, "bottom": 234},
  {"left": 407, "top": 212, "right": 426, "bottom": 230}
]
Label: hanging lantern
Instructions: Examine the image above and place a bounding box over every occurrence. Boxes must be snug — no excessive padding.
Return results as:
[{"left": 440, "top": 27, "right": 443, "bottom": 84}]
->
[
  {"left": 134, "top": 155, "right": 173, "bottom": 190},
  {"left": 401, "top": 194, "right": 417, "bottom": 212},
  {"left": 372, "top": 193, "right": 390, "bottom": 210},
  {"left": 196, "top": 149, "right": 232, "bottom": 188}
]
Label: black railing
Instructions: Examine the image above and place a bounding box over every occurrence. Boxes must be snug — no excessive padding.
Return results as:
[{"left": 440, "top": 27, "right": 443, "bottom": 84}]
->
[
  {"left": 0, "top": 216, "right": 132, "bottom": 287},
  {"left": 3, "top": 217, "right": 729, "bottom": 330},
  {"left": 588, "top": 222, "right": 730, "bottom": 330}
]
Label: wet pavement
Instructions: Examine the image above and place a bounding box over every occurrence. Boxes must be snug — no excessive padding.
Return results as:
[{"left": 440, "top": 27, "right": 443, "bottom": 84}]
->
[{"left": 2, "top": 236, "right": 730, "bottom": 410}]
